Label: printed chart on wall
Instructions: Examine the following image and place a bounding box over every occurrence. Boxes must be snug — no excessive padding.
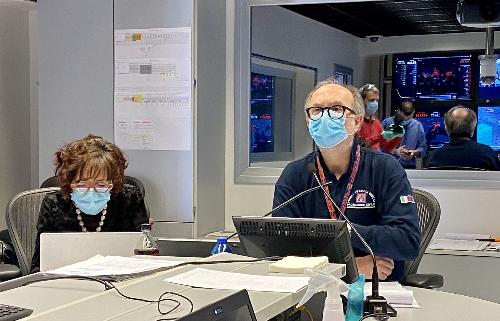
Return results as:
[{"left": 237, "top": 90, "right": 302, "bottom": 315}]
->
[{"left": 114, "top": 27, "right": 192, "bottom": 150}]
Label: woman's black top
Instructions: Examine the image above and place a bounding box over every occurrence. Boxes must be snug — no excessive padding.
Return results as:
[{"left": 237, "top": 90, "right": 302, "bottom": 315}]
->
[{"left": 30, "top": 185, "right": 149, "bottom": 273}]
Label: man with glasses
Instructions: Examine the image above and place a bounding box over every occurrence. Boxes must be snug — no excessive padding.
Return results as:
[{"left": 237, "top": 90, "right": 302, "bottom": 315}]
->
[
  {"left": 272, "top": 79, "right": 420, "bottom": 282},
  {"left": 382, "top": 101, "right": 427, "bottom": 169}
]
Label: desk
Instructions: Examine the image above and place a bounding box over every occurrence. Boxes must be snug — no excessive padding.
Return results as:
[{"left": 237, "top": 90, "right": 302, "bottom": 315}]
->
[
  {"left": 419, "top": 249, "right": 500, "bottom": 303},
  {"left": 0, "top": 254, "right": 342, "bottom": 321},
  {"left": 0, "top": 254, "right": 498, "bottom": 321}
]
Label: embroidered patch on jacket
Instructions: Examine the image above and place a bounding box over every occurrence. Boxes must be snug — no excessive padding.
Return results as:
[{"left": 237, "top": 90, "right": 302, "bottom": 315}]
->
[
  {"left": 347, "top": 190, "right": 376, "bottom": 208},
  {"left": 400, "top": 195, "right": 415, "bottom": 204}
]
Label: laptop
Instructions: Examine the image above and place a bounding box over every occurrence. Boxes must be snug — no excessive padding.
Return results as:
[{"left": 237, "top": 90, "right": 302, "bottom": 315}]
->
[
  {"left": 177, "top": 290, "right": 257, "bottom": 321},
  {"left": 40, "top": 232, "right": 142, "bottom": 271}
]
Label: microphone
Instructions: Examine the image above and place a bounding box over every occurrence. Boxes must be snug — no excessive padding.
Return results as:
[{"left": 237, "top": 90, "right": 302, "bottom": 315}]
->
[
  {"left": 307, "top": 163, "right": 389, "bottom": 316},
  {"left": 226, "top": 178, "right": 333, "bottom": 241}
]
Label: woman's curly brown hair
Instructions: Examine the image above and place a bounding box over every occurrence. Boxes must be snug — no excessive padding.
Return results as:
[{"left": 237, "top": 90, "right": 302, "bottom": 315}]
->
[{"left": 54, "top": 135, "right": 128, "bottom": 198}]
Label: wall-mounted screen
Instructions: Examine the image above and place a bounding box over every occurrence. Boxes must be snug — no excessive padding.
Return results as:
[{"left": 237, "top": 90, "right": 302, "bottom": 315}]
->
[
  {"left": 477, "top": 106, "right": 500, "bottom": 151},
  {"left": 250, "top": 73, "right": 274, "bottom": 153},
  {"left": 414, "top": 110, "right": 449, "bottom": 150},
  {"left": 478, "top": 57, "right": 500, "bottom": 99},
  {"left": 393, "top": 54, "right": 472, "bottom": 102}
]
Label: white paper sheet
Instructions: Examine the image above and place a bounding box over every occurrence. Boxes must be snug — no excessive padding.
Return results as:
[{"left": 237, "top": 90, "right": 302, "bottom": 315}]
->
[
  {"left": 429, "top": 239, "right": 490, "bottom": 251},
  {"left": 46, "top": 255, "right": 184, "bottom": 278},
  {"left": 164, "top": 268, "right": 309, "bottom": 293},
  {"left": 114, "top": 27, "right": 192, "bottom": 151}
]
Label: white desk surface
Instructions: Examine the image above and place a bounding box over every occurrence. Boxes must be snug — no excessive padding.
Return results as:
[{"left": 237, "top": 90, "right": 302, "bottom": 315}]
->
[{"left": 0, "top": 254, "right": 499, "bottom": 321}]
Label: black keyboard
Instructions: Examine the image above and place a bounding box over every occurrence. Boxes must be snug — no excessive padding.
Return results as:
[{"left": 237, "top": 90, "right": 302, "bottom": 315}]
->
[{"left": 0, "top": 304, "right": 32, "bottom": 321}]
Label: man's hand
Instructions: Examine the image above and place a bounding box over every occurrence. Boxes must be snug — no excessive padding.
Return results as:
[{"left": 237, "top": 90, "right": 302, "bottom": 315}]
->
[{"left": 355, "top": 256, "right": 395, "bottom": 280}]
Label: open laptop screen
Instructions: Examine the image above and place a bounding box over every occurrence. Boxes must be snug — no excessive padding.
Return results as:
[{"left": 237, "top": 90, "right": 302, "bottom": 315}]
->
[{"left": 177, "top": 290, "right": 256, "bottom": 321}]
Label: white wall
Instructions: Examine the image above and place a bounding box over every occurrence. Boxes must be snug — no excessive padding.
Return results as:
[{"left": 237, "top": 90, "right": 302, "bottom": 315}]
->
[
  {"left": 0, "top": 4, "right": 34, "bottom": 229},
  {"left": 251, "top": 5, "right": 361, "bottom": 83}
]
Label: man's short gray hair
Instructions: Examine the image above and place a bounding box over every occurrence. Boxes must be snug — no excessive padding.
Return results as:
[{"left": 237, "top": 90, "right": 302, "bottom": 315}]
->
[
  {"left": 444, "top": 106, "right": 477, "bottom": 138},
  {"left": 304, "top": 78, "right": 365, "bottom": 116}
]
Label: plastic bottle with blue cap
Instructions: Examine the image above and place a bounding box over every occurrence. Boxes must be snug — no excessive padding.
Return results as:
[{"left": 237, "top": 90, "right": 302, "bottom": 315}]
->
[{"left": 210, "top": 237, "right": 233, "bottom": 255}]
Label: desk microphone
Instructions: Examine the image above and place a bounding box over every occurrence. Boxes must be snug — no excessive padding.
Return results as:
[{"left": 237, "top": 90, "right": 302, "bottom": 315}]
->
[
  {"left": 226, "top": 178, "right": 333, "bottom": 241},
  {"left": 306, "top": 163, "right": 389, "bottom": 317}
]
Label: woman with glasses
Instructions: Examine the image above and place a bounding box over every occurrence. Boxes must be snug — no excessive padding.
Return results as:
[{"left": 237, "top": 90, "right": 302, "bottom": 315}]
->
[{"left": 30, "top": 135, "right": 149, "bottom": 273}]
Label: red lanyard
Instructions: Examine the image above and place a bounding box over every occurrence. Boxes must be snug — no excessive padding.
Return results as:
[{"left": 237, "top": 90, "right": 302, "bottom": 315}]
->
[{"left": 316, "top": 145, "right": 361, "bottom": 220}]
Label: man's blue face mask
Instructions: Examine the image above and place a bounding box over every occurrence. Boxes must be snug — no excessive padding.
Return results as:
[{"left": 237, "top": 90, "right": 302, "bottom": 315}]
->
[
  {"left": 71, "top": 190, "right": 110, "bottom": 215},
  {"left": 308, "top": 113, "right": 352, "bottom": 149}
]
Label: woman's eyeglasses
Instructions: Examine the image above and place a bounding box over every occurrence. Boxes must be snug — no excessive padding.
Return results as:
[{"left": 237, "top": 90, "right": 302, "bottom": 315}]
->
[
  {"left": 306, "top": 105, "right": 356, "bottom": 121},
  {"left": 71, "top": 181, "right": 113, "bottom": 193}
]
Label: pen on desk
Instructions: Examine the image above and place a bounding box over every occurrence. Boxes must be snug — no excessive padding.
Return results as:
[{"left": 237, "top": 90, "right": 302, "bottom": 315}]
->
[{"left": 477, "top": 238, "right": 500, "bottom": 242}]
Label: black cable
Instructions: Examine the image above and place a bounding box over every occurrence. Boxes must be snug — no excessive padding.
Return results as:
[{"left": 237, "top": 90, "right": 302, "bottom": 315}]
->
[
  {"left": 22, "top": 257, "right": 281, "bottom": 320},
  {"left": 21, "top": 275, "right": 113, "bottom": 290}
]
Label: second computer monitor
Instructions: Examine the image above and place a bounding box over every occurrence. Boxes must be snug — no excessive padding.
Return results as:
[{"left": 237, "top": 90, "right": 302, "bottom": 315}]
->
[{"left": 232, "top": 216, "right": 358, "bottom": 283}]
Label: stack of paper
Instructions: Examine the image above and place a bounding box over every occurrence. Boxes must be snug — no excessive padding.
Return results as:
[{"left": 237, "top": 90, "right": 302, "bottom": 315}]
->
[
  {"left": 164, "top": 268, "right": 309, "bottom": 293},
  {"left": 45, "top": 255, "right": 185, "bottom": 281},
  {"left": 429, "top": 236, "right": 489, "bottom": 251},
  {"left": 444, "top": 233, "right": 490, "bottom": 240},
  {"left": 269, "top": 256, "right": 329, "bottom": 274},
  {"left": 364, "top": 282, "right": 419, "bottom": 308}
]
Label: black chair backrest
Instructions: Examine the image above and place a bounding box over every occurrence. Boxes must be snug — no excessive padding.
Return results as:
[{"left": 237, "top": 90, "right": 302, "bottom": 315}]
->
[
  {"left": 41, "top": 175, "right": 146, "bottom": 198},
  {"left": 405, "top": 188, "right": 441, "bottom": 276},
  {"left": 5, "top": 188, "right": 60, "bottom": 275}
]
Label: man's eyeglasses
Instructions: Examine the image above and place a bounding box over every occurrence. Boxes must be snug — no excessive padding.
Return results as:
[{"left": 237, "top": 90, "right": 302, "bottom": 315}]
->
[
  {"left": 306, "top": 105, "right": 356, "bottom": 121},
  {"left": 71, "top": 181, "right": 113, "bottom": 194}
]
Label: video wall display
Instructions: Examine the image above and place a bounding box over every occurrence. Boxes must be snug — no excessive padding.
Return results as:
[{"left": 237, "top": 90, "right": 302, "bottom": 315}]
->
[
  {"left": 414, "top": 110, "right": 448, "bottom": 150},
  {"left": 392, "top": 51, "right": 500, "bottom": 152},
  {"left": 477, "top": 106, "right": 500, "bottom": 151},
  {"left": 393, "top": 53, "right": 472, "bottom": 102}
]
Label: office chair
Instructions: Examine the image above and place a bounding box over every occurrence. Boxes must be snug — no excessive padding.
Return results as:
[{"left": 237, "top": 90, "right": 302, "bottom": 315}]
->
[
  {"left": 5, "top": 188, "right": 60, "bottom": 276},
  {"left": 41, "top": 175, "right": 146, "bottom": 198},
  {"left": 402, "top": 188, "right": 444, "bottom": 289}
]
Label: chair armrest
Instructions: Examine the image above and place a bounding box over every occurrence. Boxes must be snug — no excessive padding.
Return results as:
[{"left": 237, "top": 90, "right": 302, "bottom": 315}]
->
[{"left": 402, "top": 273, "right": 443, "bottom": 289}]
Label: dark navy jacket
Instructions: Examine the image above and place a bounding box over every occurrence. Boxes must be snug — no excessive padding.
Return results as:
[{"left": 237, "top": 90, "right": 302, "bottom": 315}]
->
[{"left": 272, "top": 144, "right": 421, "bottom": 281}]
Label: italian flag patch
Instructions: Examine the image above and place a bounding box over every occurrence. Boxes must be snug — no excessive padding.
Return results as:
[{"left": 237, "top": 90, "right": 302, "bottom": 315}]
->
[{"left": 400, "top": 195, "right": 415, "bottom": 204}]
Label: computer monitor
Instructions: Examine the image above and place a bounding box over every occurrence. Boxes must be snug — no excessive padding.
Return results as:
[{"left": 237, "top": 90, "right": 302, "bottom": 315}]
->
[
  {"left": 393, "top": 53, "right": 472, "bottom": 102},
  {"left": 177, "top": 290, "right": 257, "bottom": 321},
  {"left": 414, "top": 110, "right": 449, "bottom": 150},
  {"left": 477, "top": 106, "right": 500, "bottom": 151},
  {"left": 478, "top": 57, "right": 500, "bottom": 99},
  {"left": 232, "top": 216, "right": 358, "bottom": 283}
]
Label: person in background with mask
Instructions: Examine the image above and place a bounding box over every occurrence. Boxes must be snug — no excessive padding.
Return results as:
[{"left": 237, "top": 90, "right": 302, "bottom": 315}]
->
[
  {"left": 357, "top": 84, "right": 403, "bottom": 152},
  {"left": 30, "top": 135, "right": 149, "bottom": 273},
  {"left": 272, "top": 79, "right": 420, "bottom": 282},
  {"left": 382, "top": 101, "right": 426, "bottom": 169}
]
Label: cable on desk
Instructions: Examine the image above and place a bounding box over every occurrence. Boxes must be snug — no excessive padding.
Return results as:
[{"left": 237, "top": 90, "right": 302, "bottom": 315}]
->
[{"left": 20, "top": 257, "right": 281, "bottom": 319}]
